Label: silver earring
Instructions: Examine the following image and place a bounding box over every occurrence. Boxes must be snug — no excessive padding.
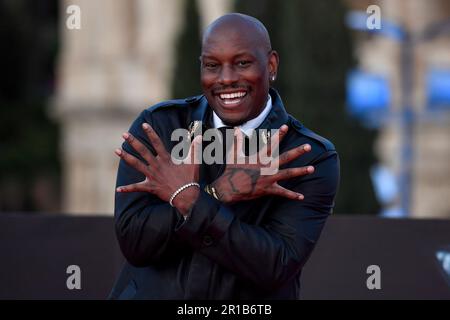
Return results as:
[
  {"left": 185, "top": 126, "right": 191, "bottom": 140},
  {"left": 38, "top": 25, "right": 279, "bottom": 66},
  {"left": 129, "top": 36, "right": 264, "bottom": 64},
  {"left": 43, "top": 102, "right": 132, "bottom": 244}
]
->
[{"left": 271, "top": 75, "right": 276, "bottom": 81}]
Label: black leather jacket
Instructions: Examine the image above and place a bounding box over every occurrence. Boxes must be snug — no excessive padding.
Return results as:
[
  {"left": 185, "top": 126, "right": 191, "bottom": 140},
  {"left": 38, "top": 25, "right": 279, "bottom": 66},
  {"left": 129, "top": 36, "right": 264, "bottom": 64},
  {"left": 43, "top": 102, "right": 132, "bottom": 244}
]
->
[{"left": 109, "top": 88, "right": 340, "bottom": 299}]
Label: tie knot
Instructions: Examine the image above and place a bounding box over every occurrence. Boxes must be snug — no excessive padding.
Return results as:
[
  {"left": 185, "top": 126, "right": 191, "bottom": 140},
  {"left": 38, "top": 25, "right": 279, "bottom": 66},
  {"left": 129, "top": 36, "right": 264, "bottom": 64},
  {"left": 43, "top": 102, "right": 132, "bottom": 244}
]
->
[
  {"left": 216, "top": 126, "right": 253, "bottom": 157},
  {"left": 216, "top": 126, "right": 233, "bottom": 143},
  {"left": 218, "top": 125, "right": 233, "bottom": 134}
]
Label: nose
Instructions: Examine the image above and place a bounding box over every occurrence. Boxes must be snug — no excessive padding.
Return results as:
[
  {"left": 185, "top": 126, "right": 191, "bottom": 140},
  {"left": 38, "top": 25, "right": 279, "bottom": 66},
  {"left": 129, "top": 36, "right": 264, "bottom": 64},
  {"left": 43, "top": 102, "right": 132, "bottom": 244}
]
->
[{"left": 219, "top": 65, "right": 239, "bottom": 85}]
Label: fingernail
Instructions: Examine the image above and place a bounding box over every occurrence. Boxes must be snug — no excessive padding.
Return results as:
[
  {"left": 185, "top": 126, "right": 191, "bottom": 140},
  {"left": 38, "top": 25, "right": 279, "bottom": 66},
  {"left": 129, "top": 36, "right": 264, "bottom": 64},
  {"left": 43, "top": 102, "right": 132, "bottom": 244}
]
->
[
  {"left": 122, "top": 132, "right": 129, "bottom": 139},
  {"left": 142, "top": 123, "right": 150, "bottom": 130},
  {"left": 308, "top": 166, "right": 314, "bottom": 173},
  {"left": 298, "top": 194, "right": 304, "bottom": 200},
  {"left": 115, "top": 149, "right": 122, "bottom": 156},
  {"left": 116, "top": 187, "right": 122, "bottom": 192},
  {"left": 304, "top": 144, "right": 311, "bottom": 151}
]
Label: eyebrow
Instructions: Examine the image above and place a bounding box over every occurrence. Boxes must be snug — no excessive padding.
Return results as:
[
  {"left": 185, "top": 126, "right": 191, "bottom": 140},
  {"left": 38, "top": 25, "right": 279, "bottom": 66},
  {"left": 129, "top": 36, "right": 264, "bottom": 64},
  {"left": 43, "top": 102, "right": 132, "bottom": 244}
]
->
[{"left": 200, "top": 51, "right": 257, "bottom": 60}]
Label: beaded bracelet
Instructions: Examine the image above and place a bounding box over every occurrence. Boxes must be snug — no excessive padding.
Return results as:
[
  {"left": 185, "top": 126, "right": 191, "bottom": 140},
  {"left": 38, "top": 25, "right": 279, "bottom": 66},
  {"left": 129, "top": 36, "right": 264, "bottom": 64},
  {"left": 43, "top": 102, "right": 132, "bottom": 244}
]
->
[{"left": 169, "top": 182, "right": 200, "bottom": 207}]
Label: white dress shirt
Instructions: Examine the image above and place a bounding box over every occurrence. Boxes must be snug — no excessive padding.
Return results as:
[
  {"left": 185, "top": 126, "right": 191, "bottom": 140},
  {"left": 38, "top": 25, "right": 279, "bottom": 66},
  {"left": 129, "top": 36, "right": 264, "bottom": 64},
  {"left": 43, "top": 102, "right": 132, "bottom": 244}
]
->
[{"left": 212, "top": 94, "right": 272, "bottom": 136}]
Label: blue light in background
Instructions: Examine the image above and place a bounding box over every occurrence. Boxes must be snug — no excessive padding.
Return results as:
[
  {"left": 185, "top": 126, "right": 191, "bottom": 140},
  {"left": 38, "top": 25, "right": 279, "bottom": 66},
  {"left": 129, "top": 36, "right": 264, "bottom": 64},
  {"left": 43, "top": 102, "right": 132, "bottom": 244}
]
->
[
  {"left": 370, "top": 164, "right": 406, "bottom": 218},
  {"left": 427, "top": 69, "right": 450, "bottom": 110},
  {"left": 346, "top": 70, "right": 390, "bottom": 127}
]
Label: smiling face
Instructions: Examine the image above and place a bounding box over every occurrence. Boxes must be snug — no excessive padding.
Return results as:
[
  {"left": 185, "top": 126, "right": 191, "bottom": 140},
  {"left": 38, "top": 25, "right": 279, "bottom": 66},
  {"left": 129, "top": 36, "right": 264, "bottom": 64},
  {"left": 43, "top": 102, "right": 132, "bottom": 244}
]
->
[{"left": 200, "top": 14, "right": 279, "bottom": 126}]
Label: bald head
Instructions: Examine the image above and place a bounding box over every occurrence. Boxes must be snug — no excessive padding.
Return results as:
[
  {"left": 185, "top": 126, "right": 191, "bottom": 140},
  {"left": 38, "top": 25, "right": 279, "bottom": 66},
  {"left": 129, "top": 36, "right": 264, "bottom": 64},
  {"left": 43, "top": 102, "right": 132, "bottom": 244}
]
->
[
  {"left": 200, "top": 13, "right": 279, "bottom": 126},
  {"left": 202, "top": 13, "right": 272, "bottom": 53}
]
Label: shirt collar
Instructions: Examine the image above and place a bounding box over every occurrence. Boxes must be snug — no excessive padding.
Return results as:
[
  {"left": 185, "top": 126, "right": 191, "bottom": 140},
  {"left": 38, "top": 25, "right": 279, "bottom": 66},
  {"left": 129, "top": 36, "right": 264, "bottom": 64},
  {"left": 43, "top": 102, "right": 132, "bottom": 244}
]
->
[{"left": 212, "top": 94, "right": 272, "bottom": 136}]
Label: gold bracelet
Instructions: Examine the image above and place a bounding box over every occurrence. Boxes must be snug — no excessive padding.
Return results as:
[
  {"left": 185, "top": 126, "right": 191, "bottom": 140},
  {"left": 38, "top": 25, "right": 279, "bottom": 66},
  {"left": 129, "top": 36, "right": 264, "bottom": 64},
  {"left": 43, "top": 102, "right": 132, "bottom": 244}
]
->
[
  {"left": 205, "top": 184, "right": 220, "bottom": 200},
  {"left": 205, "top": 184, "right": 213, "bottom": 197}
]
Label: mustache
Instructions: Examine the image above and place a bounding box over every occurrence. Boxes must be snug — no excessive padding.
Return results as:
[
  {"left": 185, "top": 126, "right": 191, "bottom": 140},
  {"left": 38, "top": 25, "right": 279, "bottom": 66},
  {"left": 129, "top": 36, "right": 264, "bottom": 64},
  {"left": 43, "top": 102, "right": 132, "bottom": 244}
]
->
[{"left": 211, "top": 84, "right": 249, "bottom": 95}]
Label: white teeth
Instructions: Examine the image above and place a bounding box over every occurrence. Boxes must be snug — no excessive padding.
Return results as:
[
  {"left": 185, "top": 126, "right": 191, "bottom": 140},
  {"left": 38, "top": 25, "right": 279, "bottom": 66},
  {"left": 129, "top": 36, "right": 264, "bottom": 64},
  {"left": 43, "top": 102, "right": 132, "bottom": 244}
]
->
[
  {"left": 219, "top": 91, "right": 246, "bottom": 100},
  {"left": 223, "top": 99, "right": 241, "bottom": 105}
]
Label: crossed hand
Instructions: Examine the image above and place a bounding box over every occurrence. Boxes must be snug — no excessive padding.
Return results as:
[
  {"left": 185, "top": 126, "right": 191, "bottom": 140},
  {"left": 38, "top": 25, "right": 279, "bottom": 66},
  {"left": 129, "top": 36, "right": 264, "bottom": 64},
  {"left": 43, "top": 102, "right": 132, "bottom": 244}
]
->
[{"left": 115, "top": 123, "right": 314, "bottom": 211}]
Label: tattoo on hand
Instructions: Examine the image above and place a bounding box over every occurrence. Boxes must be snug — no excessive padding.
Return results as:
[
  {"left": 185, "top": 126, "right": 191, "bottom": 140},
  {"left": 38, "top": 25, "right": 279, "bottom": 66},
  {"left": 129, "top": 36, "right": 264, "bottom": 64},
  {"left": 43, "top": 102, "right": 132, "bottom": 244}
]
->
[{"left": 224, "top": 168, "right": 261, "bottom": 194}]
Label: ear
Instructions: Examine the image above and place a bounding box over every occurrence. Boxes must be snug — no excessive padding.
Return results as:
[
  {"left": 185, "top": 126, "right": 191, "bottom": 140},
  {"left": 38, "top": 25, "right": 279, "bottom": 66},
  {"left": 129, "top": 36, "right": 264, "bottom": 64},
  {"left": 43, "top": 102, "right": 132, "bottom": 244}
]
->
[{"left": 268, "top": 50, "right": 279, "bottom": 76}]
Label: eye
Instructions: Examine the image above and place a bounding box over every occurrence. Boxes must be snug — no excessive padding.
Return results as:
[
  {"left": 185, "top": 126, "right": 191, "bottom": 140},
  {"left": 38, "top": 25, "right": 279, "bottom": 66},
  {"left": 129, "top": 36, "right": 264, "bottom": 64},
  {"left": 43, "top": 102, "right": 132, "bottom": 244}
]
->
[
  {"left": 203, "top": 62, "right": 219, "bottom": 70},
  {"left": 237, "top": 60, "right": 251, "bottom": 67}
]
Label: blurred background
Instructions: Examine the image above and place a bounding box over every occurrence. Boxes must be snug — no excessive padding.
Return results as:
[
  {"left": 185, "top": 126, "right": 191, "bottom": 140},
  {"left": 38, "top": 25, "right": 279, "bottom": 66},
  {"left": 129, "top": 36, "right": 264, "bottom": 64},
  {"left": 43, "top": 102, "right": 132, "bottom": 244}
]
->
[
  {"left": 0, "top": 0, "right": 449, "bottom": 218},
  {"left": 1, "top": 0, "right": 450, "bottom": 300}
]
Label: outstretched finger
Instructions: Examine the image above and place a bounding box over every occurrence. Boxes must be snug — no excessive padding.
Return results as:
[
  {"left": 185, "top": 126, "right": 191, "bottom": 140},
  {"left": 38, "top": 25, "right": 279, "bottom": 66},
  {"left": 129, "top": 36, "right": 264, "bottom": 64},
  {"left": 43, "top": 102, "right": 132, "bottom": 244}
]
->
[
  {"left": 270, "top": 124, "right": 289, "bottom": 153},
  {"left": 142, "top": 123, "right": 169, "bottom": 160},
  {"left": 270, "top": 184, "right": 305, "bottom": 201},
  {"left": 115, "top": 148, "right": 149, "bottom": 176},
  {"left": 116, "top": 180, "right": 151, "bottom": 193},
  {"left": 234, "top": 127, "right": 245, "bottom": 158},
  {"left": 193, "top": 135, "right": 203, "bottom": 165},
  {"left": 185, "top": 135, "right": 203, "bottom": 164},
  {"left": 269, "top": 165, "right": 315, "bottom": 182},
  {"left": 260, "top": 124, "right": 289, "bottom": 157},
  {"left": 122, "top": 132, "right": 156, "bottom": 166},
  {"left": 277, "top": 144, "right": 311, "bottom": 166},
  {"left": 226, "top": 127, "right": 244, "bottom": 164}
]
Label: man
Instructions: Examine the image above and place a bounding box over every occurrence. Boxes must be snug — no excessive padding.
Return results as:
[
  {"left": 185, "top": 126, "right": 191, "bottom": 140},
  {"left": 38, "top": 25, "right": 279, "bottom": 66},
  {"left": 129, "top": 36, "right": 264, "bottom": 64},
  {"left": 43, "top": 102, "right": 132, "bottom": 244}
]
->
[{"left": 109, "top": 13, "right": 339, "bottom": 299}]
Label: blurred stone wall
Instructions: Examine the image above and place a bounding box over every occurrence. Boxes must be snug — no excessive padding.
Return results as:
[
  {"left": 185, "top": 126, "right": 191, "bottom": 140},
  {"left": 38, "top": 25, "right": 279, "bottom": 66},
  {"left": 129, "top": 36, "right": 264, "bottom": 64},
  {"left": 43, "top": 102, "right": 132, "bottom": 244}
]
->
[
  {"left": 346, "top": 0, "right": 450, "bottom": 217},
  {"left": 54, "top": 0, "right": 231, "bottom": 214}
]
